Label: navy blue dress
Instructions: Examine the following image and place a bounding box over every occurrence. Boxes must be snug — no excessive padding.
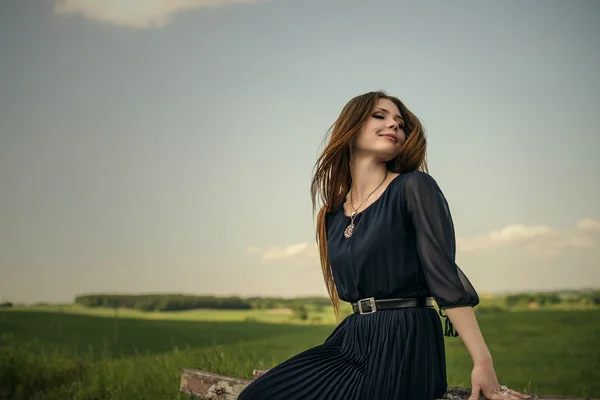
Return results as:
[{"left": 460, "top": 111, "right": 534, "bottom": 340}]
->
[{"left": 237, "top": 171, "right": 480, "bottom": 400}]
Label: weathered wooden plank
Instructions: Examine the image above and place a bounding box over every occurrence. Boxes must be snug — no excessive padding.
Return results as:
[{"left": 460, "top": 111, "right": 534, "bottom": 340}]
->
[
  {"left": 179, "top": 369, "right": 269, "bottom": 399},
  {"left": 180, "top": 369, "right": 251, "bottom": 399},
  {"left": 179, "top": 368, "right": 596, "bottom": 400},
  {"left": 440, "top": 386, "right": 597, "bottom": 400}
]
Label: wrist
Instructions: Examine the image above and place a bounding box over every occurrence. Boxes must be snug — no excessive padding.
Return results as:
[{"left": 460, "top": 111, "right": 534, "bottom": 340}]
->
[{"left": 473, "top": 355, "right": 493, "bottom": 367}]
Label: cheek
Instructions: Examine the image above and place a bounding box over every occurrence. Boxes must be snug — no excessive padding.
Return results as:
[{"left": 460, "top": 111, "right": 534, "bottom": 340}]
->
[
  {"left": 356, "top": 123, "right": 375, "bottom": 143},
  {"left": 351, "top": 129, "right": 368, "bottom": 149},
  {"left": 361, "top": 120, "right": 378, "bottom": 134},
  {"left": 399, "top": 130, "right": 407, "bottom": 143}
]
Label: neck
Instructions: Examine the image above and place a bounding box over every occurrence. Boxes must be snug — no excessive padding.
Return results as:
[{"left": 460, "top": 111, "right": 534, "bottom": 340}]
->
[{"left": 349, "top": 156, "right": 388, "bottom": 202}]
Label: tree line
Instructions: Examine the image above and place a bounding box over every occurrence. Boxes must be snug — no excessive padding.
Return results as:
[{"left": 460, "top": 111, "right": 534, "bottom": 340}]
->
[
  {"left": 73, "top": 290, "right": 600, "bottom": 312},
  {"left": 74, "top": 294, "right": 333, "bottom": 312},
  {"left": 504, "top": 290, "right": 600, "bottom": 307}
]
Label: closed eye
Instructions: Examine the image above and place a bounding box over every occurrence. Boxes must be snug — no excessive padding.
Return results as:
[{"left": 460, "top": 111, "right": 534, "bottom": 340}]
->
[{"left": 374, "top": 114, "right": 404, "bottom": 128}]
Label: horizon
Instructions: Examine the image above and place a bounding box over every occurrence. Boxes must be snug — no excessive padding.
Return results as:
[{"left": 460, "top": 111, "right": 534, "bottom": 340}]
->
[
  {"left": 6, "top": 285, "right": 600, "bottom": 307},
  {"left": 1, "top": 0, "right": 599, "bottom": 304}
]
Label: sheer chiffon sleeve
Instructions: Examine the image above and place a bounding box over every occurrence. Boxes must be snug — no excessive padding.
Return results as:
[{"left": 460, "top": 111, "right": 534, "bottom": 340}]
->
[{"left": 403, "top": 171, "right": 480, "bottom": 311}]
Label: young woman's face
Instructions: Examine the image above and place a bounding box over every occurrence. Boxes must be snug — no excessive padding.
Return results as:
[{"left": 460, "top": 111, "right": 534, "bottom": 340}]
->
[{"left": 353, "top": 98, "right": 406, "bottom": 161}]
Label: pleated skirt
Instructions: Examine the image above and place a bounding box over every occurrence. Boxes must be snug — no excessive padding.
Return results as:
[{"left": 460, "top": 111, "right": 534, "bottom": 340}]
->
[{"left": 237, "top": 307, "right": 448, "bottom": 400}]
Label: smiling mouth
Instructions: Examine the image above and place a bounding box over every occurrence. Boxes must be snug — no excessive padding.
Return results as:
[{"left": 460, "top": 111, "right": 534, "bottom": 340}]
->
[{"left": 380, "top": 134, "right": 398, "bottom": 142}]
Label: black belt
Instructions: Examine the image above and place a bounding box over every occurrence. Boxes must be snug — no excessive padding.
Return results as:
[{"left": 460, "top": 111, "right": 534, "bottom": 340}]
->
[
  {"left": 351, "top": 296, "right": 435, "bottom": 315},
  {"left": 351, "top": 296, "right": 460, "bottom": 338}
]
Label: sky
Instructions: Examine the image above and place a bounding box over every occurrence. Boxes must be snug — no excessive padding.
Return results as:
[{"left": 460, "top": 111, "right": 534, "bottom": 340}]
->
[{"left": 1, "top": 0, "right": 599, "bottom": 304}]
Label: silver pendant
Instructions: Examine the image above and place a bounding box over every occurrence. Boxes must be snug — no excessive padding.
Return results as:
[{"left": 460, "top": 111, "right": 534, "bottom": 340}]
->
[
  {"left": 344, "top": 223, "right": 354, "bottom": 238},
  {"left": 344, "top": 212, "right": 356, "bottom": 238}
]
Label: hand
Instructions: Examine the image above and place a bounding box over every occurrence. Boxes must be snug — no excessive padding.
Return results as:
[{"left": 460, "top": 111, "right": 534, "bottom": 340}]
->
[{"left": 468, "top": 360, "right": 532, "bottom": 400}]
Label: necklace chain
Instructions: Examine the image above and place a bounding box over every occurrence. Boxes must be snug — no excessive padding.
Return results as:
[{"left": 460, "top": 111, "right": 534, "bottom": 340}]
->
[{"left": 343, "top": 170, "right": 389, "bottom": 239}]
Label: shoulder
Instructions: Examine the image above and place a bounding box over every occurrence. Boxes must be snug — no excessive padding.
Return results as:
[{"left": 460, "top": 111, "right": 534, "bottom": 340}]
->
[
  {"left": 398, "top": 170, "right": 442, "bottom": 194},
  {"left": 395, "top": 171, "right": 450, "bottom": 214}
]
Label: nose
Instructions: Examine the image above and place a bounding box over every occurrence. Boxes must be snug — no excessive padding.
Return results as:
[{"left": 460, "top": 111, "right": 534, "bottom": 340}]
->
[{"left": 388, "top": 119, "right": 398, "bottom": 130}]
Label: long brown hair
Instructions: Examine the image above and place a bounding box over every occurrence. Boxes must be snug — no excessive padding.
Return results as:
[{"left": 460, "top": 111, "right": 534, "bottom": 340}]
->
[{"left": 310, "top": 90, "right": 428, "bottom": 321}]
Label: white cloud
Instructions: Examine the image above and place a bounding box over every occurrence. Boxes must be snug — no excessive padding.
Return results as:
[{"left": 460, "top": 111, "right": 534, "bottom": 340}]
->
[
  {"left": 456, "top": 224, "right": 554, "bottom": 252},
  {"left": 53, "top": 0, "right": 269, "bottom": 29},
  {"left": 248, "top": 218, "right": 600, "bottom": 261},
  {"left": 457, "top": 218, "right": 600, "bottom": 256},
  {"left": 576, "top": 218, "right": 600, "bottom": 232}
]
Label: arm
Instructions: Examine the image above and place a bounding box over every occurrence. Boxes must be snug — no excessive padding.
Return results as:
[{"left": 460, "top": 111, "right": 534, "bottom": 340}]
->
[
  {"left": 402, "top": 171, "right": 480, "bottom": 334},
  {"left": 447, "top": 306, "right": 534, "bottom": 400},
  {"left": 403, "top": 172, "right": 531, "bottom": 400},
  {"left": 443, "top": 306, "right": 492, "bottom": 364}
]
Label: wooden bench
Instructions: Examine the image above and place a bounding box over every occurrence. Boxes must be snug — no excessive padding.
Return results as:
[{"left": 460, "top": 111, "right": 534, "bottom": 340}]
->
[
  {"left": 179, "top": 368, "right": 596, "bottom": 400},
  {"left": 180, "top": 368, "right": 266, "bottom": 399}
]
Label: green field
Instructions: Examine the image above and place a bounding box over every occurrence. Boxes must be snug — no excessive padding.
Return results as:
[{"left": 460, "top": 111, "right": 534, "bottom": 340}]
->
[{"left": 1, "top": 306, "right": 599, "bottom": 400}]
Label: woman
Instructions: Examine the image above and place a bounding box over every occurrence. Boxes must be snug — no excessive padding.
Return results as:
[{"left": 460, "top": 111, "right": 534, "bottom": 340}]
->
[{"left": 237, "top": 91, "right": 531, "bottom": 400}]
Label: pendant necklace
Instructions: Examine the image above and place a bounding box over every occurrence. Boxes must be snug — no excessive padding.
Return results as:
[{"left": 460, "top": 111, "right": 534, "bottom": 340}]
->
[{"left": 343, "top": 170, "right": 388, "bottom": 239}]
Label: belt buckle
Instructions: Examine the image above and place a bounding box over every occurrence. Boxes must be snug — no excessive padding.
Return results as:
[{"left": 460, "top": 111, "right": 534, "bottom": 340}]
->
[{"left": 358, "top": 297, "right": 376, "bottom": 314}]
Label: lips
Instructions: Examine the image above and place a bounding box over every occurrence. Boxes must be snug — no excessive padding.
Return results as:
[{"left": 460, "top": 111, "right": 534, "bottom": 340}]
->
[{"left": 380, "top": 133, "right": 398, "bottom": 142}]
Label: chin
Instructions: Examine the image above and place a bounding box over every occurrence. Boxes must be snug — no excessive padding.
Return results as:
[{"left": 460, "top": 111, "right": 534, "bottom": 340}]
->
[
  {"left": 355, "top": 142, "right": 401, "bottom": 160},
  {"left": 376, "top": 148, "right": 400, "bottom": 162}
]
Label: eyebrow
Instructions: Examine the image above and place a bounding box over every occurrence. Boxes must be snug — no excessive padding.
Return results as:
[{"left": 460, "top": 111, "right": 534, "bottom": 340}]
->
[{"left": 374, "top": 108, "right": 404, "bottom": 123}]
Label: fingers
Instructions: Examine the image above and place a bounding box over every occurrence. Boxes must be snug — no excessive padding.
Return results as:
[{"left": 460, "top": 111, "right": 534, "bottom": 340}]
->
[
  {"left": 508, "top": 389, "right": 532, "bottom": 399},
  {"left": 488, "top": 389, "right": 532, "bottom": 400},
  {"left": 489, "top": 393, "right": 520, "bottom": 400},
  {"left": 502, "top": 388, "right": 532, "bottom": 399},
  {"left": 468, "top": 384, "right": 481, "bottom": 400}
]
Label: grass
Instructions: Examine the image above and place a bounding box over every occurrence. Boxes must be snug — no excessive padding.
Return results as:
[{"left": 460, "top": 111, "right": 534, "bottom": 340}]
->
[
  {"left": 6, "top": 303, "right": 339, "bottom": 324},
  {"left": 1, "top": 307, "right": 599, "bottom": 399}
]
